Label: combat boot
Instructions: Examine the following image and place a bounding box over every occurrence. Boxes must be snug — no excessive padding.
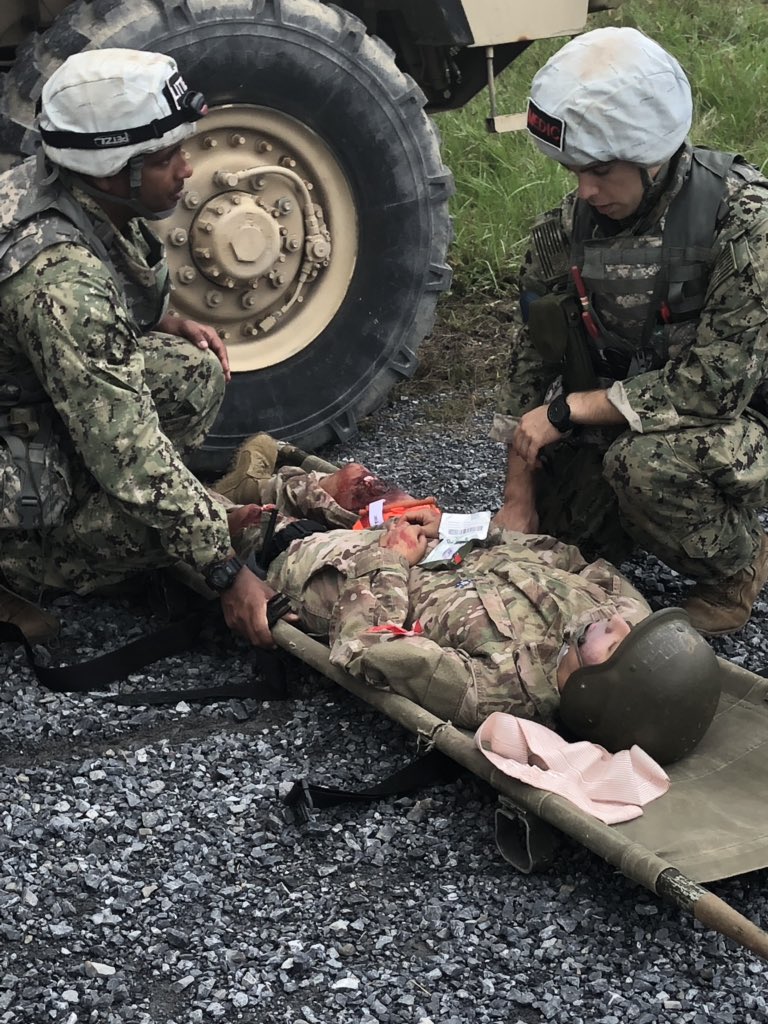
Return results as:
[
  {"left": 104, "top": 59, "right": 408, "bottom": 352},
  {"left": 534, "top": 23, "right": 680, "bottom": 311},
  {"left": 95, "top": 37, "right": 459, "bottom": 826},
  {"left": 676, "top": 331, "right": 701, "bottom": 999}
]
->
[
  {"left": 213, "top": 433, "right": 279, "bottom": 503},
  {"left": 0, "top": 584, "right": 60, "bottom": 643},
  {"left": 275, "top": 440, "right": 312, "bottom": 470},
  {"left": 683, "top": 533, "right": 768, "bottom": 636}
]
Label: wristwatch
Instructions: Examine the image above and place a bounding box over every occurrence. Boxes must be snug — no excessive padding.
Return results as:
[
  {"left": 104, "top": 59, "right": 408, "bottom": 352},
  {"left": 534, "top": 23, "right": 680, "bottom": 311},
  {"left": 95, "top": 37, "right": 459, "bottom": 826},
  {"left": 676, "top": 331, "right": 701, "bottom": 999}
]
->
[
  {"left": 546, "top": 394, "right": 573, "bottom": 433},
  {"left": 204, "top": 554, "right": 244, "bottom": 593}
]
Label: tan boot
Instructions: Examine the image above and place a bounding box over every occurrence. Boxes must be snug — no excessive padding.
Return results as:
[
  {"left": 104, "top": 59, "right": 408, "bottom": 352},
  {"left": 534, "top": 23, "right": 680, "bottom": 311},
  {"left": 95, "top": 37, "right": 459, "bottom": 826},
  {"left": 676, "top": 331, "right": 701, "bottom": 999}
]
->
[
  {"left": 0, "top": 584, "right": 60, "bottom": 643},
  {"left": 213, "top": 433, "right": 279, "bottom": 503},
  {"left": 683, "top": 533, "right": 768, "bottom": 636}
]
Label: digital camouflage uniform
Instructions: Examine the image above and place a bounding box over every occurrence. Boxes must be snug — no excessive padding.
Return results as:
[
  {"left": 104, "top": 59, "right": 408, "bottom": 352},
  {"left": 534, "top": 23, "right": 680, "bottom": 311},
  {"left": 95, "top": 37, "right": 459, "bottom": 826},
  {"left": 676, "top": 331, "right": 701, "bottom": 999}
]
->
[
  {"left": 492, "top": 145, "right": 768, "bottom": 583},
  {"left": 0, "top": 157, "right": 231, "bottom": 596},
  {"left": 266, "top": 528, "right": 650, "bottom": 730}
]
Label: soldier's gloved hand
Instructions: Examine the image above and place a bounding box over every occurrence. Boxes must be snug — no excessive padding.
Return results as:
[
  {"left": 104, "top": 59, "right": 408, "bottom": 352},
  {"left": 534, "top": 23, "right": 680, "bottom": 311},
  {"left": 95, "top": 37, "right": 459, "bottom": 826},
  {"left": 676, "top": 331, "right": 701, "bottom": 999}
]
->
[
  {"left": 220, "top": 566, "right": 297, "bottom": 648},
  {"left": 379, "top": 517, "right": 429, "bottom": 566}
]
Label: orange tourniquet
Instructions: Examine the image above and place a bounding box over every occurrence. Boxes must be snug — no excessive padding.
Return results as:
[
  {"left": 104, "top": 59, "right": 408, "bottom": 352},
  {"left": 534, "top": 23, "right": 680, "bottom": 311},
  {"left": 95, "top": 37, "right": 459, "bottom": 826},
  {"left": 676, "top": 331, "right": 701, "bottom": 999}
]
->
[{"left": 352, "top": 498, "right": 440, "bottom": 530}]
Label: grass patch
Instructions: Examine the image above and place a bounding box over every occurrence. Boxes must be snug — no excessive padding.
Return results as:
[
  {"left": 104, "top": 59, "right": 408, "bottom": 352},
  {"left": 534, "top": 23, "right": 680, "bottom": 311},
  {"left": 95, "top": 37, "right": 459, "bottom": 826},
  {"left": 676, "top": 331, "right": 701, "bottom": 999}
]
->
[{"left": 410, "top": 0, "right": 768, "bottom": 418}]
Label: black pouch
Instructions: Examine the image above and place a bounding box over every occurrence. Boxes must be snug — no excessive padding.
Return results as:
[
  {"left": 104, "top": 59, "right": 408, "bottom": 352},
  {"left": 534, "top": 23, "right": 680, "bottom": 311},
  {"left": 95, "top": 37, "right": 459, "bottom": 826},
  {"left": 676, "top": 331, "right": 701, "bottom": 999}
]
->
[{"left": 528, "top": 291, "right": 599, "bottom": 392}]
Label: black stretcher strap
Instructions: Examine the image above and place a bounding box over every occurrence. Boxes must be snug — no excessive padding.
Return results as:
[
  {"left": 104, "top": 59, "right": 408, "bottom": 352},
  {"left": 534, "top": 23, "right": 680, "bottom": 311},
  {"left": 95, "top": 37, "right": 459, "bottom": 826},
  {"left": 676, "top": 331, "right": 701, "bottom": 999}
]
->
[
  {"left": 0, "top": 590, "right": 295, "bottom": 703},
  {"left": 283, "top": 748, "right": 466, "bottom": 824},
  {"left": 0, "top": 614, "right": 207, "bottom": 692}
]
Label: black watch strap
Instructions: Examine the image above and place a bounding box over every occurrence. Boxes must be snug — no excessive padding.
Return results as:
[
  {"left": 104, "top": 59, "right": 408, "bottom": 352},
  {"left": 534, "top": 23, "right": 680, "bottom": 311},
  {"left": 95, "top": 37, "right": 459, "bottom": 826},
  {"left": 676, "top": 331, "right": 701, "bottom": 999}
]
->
[
  {"left": 204, "top": 554, "right": 245, "bottom": 593},
  {"left": 546, "top": 395, "right": 573, "bottom": 433}
]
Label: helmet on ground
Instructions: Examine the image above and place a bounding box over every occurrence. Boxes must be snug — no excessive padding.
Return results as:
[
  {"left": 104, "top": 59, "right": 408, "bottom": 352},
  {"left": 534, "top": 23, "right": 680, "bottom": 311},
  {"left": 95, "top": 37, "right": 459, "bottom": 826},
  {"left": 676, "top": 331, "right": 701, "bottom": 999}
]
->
[
  {"left": 38, "top": 48, "right": 206, "bottom": 177},
  {"left": 526, "top": 26, "right": 692, "bottom": 168},
  {"left": 558, "top": 608, "right": 721, "bottom": 765}
]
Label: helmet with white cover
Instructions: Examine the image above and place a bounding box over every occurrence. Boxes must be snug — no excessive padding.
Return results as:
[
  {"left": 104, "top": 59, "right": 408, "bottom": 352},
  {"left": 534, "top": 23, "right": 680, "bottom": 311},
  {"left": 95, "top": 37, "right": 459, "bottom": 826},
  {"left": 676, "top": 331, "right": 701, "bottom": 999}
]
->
[
  {"left": 37, "top": 48, "right": 206, "bottom": 177},
  {"left": 526, "top": 27, "right": 693, "bottom": 169}
]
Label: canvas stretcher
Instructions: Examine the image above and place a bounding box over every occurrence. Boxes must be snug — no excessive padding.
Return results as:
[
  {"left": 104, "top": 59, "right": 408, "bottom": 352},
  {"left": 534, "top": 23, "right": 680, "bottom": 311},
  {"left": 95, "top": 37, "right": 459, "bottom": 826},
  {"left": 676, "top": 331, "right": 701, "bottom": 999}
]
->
[{"left": 271, "top": 618, "right": 768, "bottom": 963}]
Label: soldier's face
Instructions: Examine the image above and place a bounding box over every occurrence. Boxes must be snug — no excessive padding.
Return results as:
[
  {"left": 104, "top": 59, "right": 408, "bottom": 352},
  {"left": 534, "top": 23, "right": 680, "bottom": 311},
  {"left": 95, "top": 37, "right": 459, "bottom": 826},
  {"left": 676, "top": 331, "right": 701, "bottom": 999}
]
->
[
  {"left": 90, "top": 144, "right": 193, "bottom": 217},
  {"left": 569, "top": 160, "right": 657, "bottom": 220},
  {"left": 556, "top": 613, "right": 631, "bottom": 691},
  {"left": 140, "top": 144, "right": 194, "bottom": 212}
]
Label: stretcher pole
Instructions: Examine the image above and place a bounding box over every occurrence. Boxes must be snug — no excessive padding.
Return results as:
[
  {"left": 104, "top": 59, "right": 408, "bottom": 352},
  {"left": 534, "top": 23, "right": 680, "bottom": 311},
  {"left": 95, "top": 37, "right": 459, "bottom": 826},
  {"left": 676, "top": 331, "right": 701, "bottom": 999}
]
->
[{"left": 273, "top": 620, "right": 768, "bottom": 963}]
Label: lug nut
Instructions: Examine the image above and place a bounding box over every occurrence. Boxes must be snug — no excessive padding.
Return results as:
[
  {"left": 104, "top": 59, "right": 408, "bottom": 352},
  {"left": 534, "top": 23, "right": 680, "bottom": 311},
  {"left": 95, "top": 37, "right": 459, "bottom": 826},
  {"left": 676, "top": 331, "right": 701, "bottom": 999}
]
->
[
  {"left": 169, "top": 228, "right": 187, "bottom": 246},
  {"left": 178, "top": 266, "right": 196, "bottom": 284},
  {"left": 205, "top": 291, "right": 223, "bottom": 308},
  {"left": 183, "top": 192, "right": 200, "bottom": 209},
  {"left": 230, "top": 134, "right": 246, "bottom": 146}
]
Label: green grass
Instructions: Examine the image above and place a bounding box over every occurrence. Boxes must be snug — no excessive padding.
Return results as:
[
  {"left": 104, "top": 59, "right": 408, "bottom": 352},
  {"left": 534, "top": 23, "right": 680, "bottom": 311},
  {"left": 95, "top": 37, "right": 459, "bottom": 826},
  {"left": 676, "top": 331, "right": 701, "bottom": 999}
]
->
[{"left": 435, "top": 0, "right": 768, "bottom": 299}]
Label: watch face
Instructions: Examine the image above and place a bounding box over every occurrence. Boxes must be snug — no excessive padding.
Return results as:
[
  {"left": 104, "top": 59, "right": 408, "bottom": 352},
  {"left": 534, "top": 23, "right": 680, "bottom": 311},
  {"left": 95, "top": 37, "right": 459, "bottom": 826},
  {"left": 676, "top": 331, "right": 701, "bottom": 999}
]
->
[
  {"left": 548, "top": 396, "right": 570, "bottom": 431},
  {"left": 206, "top": 557, "right": 241, "bottom": 592}
]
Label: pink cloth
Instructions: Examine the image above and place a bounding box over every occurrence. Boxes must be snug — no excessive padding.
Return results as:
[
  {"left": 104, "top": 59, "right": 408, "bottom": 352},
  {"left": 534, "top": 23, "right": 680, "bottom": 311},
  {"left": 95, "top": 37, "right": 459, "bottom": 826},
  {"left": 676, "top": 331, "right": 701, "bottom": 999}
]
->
[{"left": 474, "top": 713, "right": 670, "bottom": 825}]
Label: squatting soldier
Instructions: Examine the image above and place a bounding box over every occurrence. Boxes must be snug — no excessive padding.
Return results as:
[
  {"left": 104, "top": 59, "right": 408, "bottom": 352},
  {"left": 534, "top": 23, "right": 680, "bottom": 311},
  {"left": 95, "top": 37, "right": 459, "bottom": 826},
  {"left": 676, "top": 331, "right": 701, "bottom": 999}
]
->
[
  {"left": 0, "top": 50, "right": 277, "bottom": 646},
  {"left": 491, "top": 27, "right": 768, "bottom": 636}
]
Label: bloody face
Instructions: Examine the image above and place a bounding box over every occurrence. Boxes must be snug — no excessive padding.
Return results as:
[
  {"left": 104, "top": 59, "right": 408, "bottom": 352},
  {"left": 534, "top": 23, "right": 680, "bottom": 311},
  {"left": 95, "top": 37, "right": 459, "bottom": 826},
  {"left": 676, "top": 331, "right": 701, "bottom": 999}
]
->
[{"left": 321, "top": 463, "right": 414, "bottom": 512}]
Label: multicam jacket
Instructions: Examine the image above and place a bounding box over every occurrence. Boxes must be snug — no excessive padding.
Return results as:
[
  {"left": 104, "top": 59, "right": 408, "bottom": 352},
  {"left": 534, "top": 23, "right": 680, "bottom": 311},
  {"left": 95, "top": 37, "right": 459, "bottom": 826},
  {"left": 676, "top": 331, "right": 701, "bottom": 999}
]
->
[
  {"left": 492, "top": 144, "right": 768, "bottom": 442},
  {"left": 0, "top": 156, "right": 231, "bottom": 574},
  {"left": 268, "top": 528, "right": 651, "bottom": 729}
]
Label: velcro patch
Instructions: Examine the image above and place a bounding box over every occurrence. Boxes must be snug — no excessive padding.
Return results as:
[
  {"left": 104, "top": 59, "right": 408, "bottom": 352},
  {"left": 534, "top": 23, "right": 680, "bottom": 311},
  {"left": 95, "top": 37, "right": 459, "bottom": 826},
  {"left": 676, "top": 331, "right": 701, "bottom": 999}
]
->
[{"left": 527, "top": 98, "right": 565, "bottom": 152}]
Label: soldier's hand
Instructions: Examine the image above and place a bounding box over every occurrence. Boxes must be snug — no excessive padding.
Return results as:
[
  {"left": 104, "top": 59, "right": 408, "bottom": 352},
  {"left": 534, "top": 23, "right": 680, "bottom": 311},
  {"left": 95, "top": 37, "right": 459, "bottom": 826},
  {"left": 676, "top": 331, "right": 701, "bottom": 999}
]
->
[
  {"left": 401, "top": 504, "right": 441, "bottom": 538},
  {"left": 512, "top": 406, "right": 561, "bottom": 468},
  {"left": 157, "top": 313, "right": 232, "bottom": 383},
  {"left": 226, "top": 503, "right": 273, "bottom": 541},
  {"left": 220, "top": 567, "right": 297, "bottom": 647},
  {"left": 380, "top": 517, "right": 429, "bottom": 566}
]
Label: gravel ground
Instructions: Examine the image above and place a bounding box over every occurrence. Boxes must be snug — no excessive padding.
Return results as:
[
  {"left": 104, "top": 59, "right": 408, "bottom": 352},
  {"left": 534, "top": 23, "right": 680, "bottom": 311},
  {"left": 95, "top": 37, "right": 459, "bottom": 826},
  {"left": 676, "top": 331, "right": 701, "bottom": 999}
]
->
[{"left": 2, "top": 393, "right": 768, "bottom": 1024}]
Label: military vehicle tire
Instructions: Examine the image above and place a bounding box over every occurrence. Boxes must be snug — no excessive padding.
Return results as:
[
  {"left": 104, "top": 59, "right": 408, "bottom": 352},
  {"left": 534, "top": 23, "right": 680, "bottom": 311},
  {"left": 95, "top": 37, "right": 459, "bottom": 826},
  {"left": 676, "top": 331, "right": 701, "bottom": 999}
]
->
[{"left": 0, "top": 0, "right": 453, "bottom": 473}]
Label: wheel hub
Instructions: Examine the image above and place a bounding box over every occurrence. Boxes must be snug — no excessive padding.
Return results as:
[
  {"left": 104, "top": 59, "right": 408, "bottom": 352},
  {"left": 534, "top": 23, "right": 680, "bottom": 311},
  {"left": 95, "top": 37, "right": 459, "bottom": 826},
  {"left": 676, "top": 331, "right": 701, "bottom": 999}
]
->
[
  {"left": 157, "top": 104, "right": 358, "bottom": 373},
  {"left": 192, "top": 190, "right": 281, "bottom": 284}
]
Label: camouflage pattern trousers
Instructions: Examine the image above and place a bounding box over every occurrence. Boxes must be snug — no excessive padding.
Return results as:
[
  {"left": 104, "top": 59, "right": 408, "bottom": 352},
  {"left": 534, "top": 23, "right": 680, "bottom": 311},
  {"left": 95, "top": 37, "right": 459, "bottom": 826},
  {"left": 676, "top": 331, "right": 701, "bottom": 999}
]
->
[
  {"left": 537, "top": 413, "right": 768, "bottom": 583},
  {"left": 0, "top": 332, "right": 225, "bottom": 596}
]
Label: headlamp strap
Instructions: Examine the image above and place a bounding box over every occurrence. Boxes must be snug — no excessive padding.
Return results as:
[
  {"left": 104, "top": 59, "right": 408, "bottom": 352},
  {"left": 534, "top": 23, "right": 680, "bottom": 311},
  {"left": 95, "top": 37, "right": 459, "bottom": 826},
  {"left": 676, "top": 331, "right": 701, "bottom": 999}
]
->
[{"left": 38, "top": 71, "right": 206, "bottom": 151}]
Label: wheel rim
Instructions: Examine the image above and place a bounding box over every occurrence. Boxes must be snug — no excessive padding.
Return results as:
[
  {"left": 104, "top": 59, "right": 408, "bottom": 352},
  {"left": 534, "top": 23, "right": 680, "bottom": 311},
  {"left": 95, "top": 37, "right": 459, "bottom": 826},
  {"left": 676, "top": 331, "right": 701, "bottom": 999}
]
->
[{"left": 158, "top": 104, "right": 358, "bottom": 373}]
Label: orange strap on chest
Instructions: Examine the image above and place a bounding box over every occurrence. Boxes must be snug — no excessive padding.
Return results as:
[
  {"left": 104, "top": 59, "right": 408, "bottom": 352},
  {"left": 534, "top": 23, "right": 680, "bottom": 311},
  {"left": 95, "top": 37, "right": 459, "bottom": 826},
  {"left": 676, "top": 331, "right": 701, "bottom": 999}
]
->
[{"left": 353, "top": 498, "right": 439, "bottom": 530}]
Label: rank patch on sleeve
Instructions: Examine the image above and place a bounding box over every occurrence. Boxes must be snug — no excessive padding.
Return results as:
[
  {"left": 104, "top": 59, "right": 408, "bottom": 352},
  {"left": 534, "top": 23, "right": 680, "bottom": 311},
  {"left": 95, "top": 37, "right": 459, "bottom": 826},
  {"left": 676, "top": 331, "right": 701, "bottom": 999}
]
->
[{"left": 527, "top": 98, "right": 565, "bottom": 152}]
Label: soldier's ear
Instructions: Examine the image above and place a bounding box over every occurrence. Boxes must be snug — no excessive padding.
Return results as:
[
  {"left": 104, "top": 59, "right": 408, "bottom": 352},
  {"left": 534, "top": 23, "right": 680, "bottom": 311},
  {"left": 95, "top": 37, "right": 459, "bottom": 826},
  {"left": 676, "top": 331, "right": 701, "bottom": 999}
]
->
[{"left": 81, "top": 167, "right": 131, "bottom": 197}]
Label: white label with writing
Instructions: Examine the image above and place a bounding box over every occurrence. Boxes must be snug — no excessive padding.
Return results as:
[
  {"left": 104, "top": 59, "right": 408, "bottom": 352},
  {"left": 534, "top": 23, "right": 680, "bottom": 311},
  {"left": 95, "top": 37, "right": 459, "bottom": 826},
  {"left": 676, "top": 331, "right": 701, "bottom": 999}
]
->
[
  {"left": 367, "top": 499, "right": 385, "bottom": 526},
  {"left": 438, "top": 511, "right": 491, "bottom": 543}
]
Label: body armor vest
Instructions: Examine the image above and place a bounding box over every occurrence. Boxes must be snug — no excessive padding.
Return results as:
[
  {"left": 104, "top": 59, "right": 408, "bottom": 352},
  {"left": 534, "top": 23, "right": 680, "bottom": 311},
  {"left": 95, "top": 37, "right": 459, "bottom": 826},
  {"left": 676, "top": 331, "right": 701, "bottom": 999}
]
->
[{"left": 529, "top": 147, "right": 766, "bottom": 383}]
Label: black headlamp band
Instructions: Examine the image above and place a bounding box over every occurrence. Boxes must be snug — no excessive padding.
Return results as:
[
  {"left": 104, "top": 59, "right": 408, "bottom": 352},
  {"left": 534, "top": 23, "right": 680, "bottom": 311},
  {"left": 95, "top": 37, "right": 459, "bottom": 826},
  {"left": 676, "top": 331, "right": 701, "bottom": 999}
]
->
[{"left": 39, "top": 88, "right": 206, "bottom": 151}]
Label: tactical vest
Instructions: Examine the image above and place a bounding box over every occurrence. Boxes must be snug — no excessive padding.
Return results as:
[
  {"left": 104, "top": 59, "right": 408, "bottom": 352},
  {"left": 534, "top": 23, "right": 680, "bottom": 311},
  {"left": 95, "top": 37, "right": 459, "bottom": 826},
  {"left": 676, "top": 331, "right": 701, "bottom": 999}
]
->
[
  {"left": 0, "top": 156, "right": 170, "bottom": 530},
  {"left": 529, "top": 148, "right": 766, "bottom": 382}
]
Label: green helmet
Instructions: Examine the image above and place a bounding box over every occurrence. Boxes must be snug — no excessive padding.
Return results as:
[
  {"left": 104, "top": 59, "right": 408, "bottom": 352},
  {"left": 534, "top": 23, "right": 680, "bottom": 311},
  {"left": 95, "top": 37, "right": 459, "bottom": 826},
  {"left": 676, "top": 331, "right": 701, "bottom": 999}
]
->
[{"left": 558, "top": 608, "right": 721, "bottom": 766}]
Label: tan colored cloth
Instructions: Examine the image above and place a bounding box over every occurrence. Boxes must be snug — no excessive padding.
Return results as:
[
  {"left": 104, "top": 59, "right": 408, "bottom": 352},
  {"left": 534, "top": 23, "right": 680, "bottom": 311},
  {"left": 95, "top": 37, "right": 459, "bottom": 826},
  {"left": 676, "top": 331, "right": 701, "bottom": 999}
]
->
[{"left": 475, "top": 712, "right": 670, "bottom": 825}]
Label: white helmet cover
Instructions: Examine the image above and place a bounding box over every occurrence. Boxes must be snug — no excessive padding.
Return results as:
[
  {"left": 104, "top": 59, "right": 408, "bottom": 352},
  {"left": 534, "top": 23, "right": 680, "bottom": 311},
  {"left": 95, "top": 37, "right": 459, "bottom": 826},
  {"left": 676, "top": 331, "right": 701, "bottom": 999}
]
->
[
  {"left": 38, "top": 48, "right": 205, "bottom": 176},
  {"left": 527, "top": 27, "right": 693, "bottom": 168}
]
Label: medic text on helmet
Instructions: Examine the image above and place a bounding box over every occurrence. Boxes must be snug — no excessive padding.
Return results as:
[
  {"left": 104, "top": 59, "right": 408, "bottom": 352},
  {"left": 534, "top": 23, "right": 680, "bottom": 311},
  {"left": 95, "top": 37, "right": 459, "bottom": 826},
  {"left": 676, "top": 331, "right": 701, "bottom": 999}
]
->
[{"left": 526, "top": 99, "right": 565, "bottom": 152}]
